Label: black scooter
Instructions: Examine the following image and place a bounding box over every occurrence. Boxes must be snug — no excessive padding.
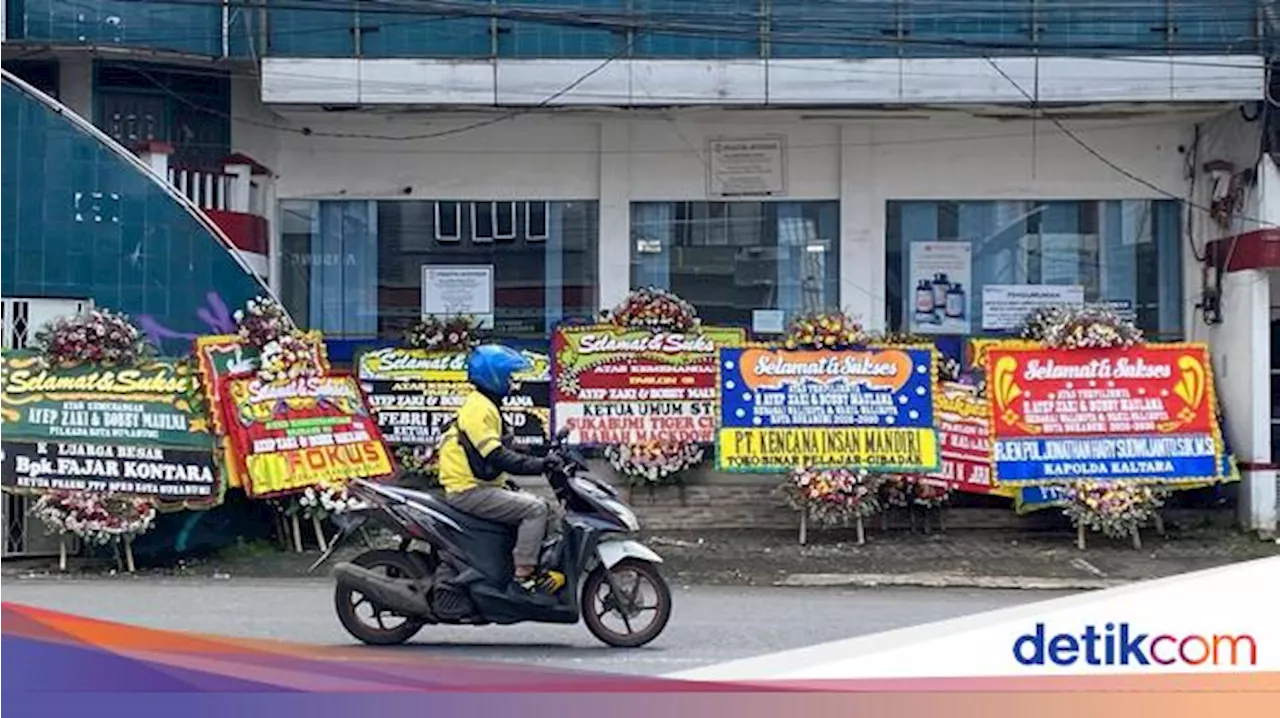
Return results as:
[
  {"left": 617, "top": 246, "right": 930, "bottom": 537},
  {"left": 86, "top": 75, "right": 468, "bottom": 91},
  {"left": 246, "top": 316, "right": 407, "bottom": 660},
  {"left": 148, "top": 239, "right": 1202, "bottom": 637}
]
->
[{"left": 311, "top": 435, "right": 672, "bottom": 648}]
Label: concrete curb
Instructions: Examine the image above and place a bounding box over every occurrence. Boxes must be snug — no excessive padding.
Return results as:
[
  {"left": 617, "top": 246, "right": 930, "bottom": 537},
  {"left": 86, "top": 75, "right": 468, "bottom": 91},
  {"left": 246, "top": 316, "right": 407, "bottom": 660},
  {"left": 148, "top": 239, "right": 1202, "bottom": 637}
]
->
[{"left": 777, "top": 572, "right": 1129, "bottom": 591}]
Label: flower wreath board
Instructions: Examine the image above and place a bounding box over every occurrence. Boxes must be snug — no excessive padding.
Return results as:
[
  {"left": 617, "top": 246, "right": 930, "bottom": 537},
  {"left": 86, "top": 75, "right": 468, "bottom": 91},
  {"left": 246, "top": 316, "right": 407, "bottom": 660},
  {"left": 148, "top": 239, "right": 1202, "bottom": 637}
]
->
[
  {"left": 218, "top": 371, "right": 395, "bottom": 499},
  {"left": 0, "top": 309, "right": 220, "bottom": 570},
  {"left": 1, "top": 338, "right": 220, "bottom": 510},
  {"left": 983, "top": 306, "right": 1229, "bottom": 546},
  {"left": 193, "top": 330, "right": 329, "bottom": 490},
  {"left": 713, "top": 312, "right": 942, "bottom": 544},
  {"left": 356, "top": 345, "right": 552, "bottom": 479},
  {"left": 714, "top": 341, "right": 941, "bottom": 475},
  {"left": 550, "top": 288, "right": 746, "bottom": 486}
]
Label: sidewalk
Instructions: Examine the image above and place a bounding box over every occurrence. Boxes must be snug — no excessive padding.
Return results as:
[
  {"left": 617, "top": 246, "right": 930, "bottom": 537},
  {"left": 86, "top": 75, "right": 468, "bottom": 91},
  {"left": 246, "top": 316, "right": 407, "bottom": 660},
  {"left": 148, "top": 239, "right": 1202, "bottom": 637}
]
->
[
  {"left": 5, "top": 526, "right": 1276, "bottom": 589},
  {"left": 643, "top": 527, "right": 1280, "bottom": 589}
]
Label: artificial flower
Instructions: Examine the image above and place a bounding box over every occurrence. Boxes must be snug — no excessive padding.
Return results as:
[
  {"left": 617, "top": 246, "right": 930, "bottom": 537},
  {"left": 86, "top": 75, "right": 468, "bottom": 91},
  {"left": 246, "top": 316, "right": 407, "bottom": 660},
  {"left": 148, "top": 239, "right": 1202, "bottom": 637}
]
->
[
  {"left": 778, "top": 467, "right": 882, "bottom": 526},
  {"left": 405, "top": 315, "right": 482, "bottom": 351},
  {"left": 32, "top": 309, "right": 154, "bottom": 366},
  {"left": 1021, "top": 304, "right": 1143, "bottom": 350},
  {"left": 784, "top": 312, "right": 868, "bottom": 351},
  {"left": 604, "top": 287, "right": 700, "bottom": 333},
  {"left": 32, "top": 491, "right": 157, "bottom": 546},
  {"left": 235, "top": 295, "right": 297, "bottom": 349},
  {"left": 605, "top": 441, "right": 704, "bottom": 486},
  {"left": 1061, "top": 480, "right": 1165, "bottom": 539}
]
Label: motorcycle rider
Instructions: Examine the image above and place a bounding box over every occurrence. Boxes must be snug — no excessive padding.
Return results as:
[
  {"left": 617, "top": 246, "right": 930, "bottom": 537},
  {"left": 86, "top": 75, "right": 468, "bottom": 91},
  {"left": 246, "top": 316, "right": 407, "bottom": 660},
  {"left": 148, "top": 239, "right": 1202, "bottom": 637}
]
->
[{"left": 436, "top": 343, "right": 564, "bottom": 596}]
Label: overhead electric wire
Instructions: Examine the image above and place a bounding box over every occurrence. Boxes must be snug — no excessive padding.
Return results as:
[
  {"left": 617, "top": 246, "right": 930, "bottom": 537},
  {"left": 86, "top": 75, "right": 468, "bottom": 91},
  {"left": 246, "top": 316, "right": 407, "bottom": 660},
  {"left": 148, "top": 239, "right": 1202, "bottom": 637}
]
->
[
  {"left": 91, "top": 0, "right": 1272, "bottom": 57},
  {"left": 980, "top": 55, "right": 1277, "bottom": 229},
  {"left": 18, "top": 0, "right": 1276, "bottom": 232},
  {"left": 12, "top": 0, "right": 1269, "bottom": 73}
]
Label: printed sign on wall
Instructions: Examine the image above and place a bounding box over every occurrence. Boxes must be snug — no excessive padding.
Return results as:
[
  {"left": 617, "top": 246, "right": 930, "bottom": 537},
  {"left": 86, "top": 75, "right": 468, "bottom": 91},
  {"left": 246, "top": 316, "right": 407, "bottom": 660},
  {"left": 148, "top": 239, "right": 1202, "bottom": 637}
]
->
[
  {"left": 552, "top": 326, "right": 746, "bottom": 446},
  {"left": 715, "top": 346, "right": 939, "bottom": 473},
  {"left": 981, "top": 285, "right": 1084, "bottom": 332},
  {"left": 986, "top": 343, "right": 1224, "bottom": 485},
  {"left": 908, "top": 241, "right": 972, "bottom": 335}
]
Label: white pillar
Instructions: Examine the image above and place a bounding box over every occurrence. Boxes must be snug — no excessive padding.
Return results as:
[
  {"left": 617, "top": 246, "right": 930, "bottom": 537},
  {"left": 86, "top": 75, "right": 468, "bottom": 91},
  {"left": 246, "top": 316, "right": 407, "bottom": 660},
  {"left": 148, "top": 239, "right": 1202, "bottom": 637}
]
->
[
  {"left": 1209, "top": 268, "right": 1277, "bottom": 537},
  {"left": 135, "top": 141, "right": 174, "bottom": 180},
  {"left": 267, "top": 180, "right": 282, "bottom": 296},
  {"left": 223, "top": 163, "right": 253, "bottom": 213},
  {"left": 839, "top": 124, "right": 881, "bottom": 329},
  {"left": 598, "top": 120, "right": 632, "bottom": 312}
]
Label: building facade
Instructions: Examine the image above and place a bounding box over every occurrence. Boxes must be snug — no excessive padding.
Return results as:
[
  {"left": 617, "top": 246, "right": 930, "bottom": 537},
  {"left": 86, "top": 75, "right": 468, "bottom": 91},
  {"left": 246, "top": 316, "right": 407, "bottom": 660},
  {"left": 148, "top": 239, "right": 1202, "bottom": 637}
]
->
[{"left": 3, "top": 1, "right": 1278, "bottom": 536}]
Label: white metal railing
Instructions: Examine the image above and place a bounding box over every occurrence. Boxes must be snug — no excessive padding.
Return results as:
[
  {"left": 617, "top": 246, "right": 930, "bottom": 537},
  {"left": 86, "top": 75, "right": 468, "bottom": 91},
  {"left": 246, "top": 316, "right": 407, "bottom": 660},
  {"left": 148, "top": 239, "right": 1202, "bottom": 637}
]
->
[{"left": 168, "top": 167, "right": 235, "bottom": 212}]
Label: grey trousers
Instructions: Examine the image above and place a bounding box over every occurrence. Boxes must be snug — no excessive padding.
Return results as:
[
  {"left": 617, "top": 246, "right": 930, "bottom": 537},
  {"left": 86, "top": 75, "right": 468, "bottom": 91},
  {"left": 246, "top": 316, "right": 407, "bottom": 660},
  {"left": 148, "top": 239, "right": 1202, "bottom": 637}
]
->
[{"left": 445, "top": 486, "right": 548, "bottom": 568}]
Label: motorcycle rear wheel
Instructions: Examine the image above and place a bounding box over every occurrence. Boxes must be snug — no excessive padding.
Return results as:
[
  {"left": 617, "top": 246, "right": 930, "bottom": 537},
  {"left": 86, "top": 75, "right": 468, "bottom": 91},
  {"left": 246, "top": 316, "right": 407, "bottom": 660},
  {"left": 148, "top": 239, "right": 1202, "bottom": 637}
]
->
[
  {"left": 334, "top": 550, "right": 428, "bottom": 646},
  {"left": 582, "top": 559, "right": 672, "bottom": 648}
]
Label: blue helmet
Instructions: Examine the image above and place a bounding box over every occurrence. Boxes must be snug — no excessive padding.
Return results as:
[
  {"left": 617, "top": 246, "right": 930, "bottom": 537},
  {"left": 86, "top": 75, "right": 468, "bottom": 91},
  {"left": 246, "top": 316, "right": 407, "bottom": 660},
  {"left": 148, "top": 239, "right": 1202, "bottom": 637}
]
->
[{"left": 467, "top": 344, "right": 531, "bottom": 398}]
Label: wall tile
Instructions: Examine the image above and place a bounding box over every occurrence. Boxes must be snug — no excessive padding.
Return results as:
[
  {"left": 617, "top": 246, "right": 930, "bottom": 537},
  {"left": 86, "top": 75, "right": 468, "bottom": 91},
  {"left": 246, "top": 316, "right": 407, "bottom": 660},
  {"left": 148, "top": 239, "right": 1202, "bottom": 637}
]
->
[{"left": 1, "top": 80, "right": 267, "bottom": 354}]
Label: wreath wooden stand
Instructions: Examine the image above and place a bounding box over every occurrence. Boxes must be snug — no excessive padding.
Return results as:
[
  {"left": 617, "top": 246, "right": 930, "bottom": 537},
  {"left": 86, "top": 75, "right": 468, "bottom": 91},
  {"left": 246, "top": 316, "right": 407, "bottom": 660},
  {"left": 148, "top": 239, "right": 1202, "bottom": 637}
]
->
[
  {"left": 1075, "top": 512, "right": 1166, "bottom": 550},
  {"left": 797, "top": 510, "right": 865, "bottom": 546}
]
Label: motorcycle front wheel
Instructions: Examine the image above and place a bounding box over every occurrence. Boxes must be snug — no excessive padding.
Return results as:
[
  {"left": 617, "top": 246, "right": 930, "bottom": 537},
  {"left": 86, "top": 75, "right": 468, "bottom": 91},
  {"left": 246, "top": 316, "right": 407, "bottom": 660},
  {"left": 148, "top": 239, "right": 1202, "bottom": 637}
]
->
[
  {"left": 582, "top": 558, "right": 672, "bottom": 648},
  {"left": 334, "top": 550, "right": 427, "bottom": 646}
]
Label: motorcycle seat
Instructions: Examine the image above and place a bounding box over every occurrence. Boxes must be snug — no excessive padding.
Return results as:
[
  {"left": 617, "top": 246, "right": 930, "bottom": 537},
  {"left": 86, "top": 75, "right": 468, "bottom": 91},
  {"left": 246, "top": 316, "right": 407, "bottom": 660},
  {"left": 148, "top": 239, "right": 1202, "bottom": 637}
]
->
[{"left": 381, "top": 485, "right": 512, "bottom": 535}]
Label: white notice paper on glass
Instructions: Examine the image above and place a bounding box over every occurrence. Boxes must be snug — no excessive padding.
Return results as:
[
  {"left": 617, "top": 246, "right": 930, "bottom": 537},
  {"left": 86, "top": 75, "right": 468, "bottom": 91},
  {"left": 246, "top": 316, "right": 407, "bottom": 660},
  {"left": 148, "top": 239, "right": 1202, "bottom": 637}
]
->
[
  {"left": 981, "top": 284, "right": 1084, "bottom": 331},
  {"left": 752, "top": 309, "right": 786, "bottom": 334},
  {"left": 421, "top": 265, "right": 495, "bottom": 328}
]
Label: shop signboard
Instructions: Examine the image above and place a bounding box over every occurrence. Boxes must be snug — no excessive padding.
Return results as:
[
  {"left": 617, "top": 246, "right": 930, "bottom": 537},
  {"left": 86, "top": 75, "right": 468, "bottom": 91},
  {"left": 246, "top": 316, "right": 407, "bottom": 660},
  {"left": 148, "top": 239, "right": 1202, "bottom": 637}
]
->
[
  {"left": 986, "top": 343, "right": 1225, "bottom": 485},
  {"left": 715, "top": 346, "right": 939, "bottom": 473},
  {"left": 928, "top": 381, "right": 997, "bottom": 493},
  {"left": 356, "top": 347, "right": 551, "bottom": 452},
  {"left": 551, "top": 326, "right": 746, "bottom": 446},
  {"left": 1, "top": 441, "right": 217, "bottom": 500},
  {"left": 220, "top": 374, "right": 394, "bottom": 497}
]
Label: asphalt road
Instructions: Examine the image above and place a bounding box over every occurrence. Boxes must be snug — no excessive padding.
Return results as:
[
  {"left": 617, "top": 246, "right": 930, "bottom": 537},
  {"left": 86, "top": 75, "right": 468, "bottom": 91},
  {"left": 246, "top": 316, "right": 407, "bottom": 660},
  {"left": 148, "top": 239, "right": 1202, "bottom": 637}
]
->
[{"left": 3, "top": 578, "right": 1068, "bottom": 675}]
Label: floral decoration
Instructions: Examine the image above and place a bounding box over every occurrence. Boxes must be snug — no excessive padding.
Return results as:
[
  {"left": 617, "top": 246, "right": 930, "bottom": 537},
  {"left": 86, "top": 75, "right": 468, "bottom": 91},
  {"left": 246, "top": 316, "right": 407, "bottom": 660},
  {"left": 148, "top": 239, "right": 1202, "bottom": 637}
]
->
[
  {"left": 937, "top": 355, "right": 963, "bottom": 384},
  {"left": 257, "top": 333, "right": 322, "bottom": 384},
  {"left": 603, "top": 287, "right": 699, "bottom": 333},
  {"left": 1061, "top": 480, "right": 1165, "bottom": 539},
  {"left": 297, "top": 482, "right": 366, "bottom": 520},
  {"left": 32, "top": 308, "right": 155, "bottom": 366},
  {"left": 404, "top": 314, "right": 482, "bottom": 351},
  {"left": 909, "top": 478, "right": 951, "bottom": 509},
  {"left": 234, "top": 296, "right": 297, "bottom": 349},
  {"left": 784, "top": 312, "right": 869, "bottom": 351},
  {"left": 1021, "top": 304, "right": 1143, "bottom": 350},
  {"left": 878, "top": 474, "right": 951, "bottom": 510},
  {"left": 605, "top": 441, "right": 705, "bottom": 486},
  {"left": 778, "top": 467, "right": 881, "bottom": 527},
  {"left": 32, "top": 491, "right": 157, "bottom": 546},
  {"left": 394, "top": 445, "right": 440, "bottom": 481},
  {"left": 591, "top": 288, "right": 708, "bottom": 484}
]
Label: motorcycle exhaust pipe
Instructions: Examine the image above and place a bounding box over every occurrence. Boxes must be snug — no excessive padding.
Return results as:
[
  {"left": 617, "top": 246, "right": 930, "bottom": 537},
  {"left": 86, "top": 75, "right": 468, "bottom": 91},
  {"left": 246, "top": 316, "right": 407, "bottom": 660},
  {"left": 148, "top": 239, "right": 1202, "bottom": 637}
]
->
[{"left": 333, "top": 562, "right": 431, "bottom": 617}]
